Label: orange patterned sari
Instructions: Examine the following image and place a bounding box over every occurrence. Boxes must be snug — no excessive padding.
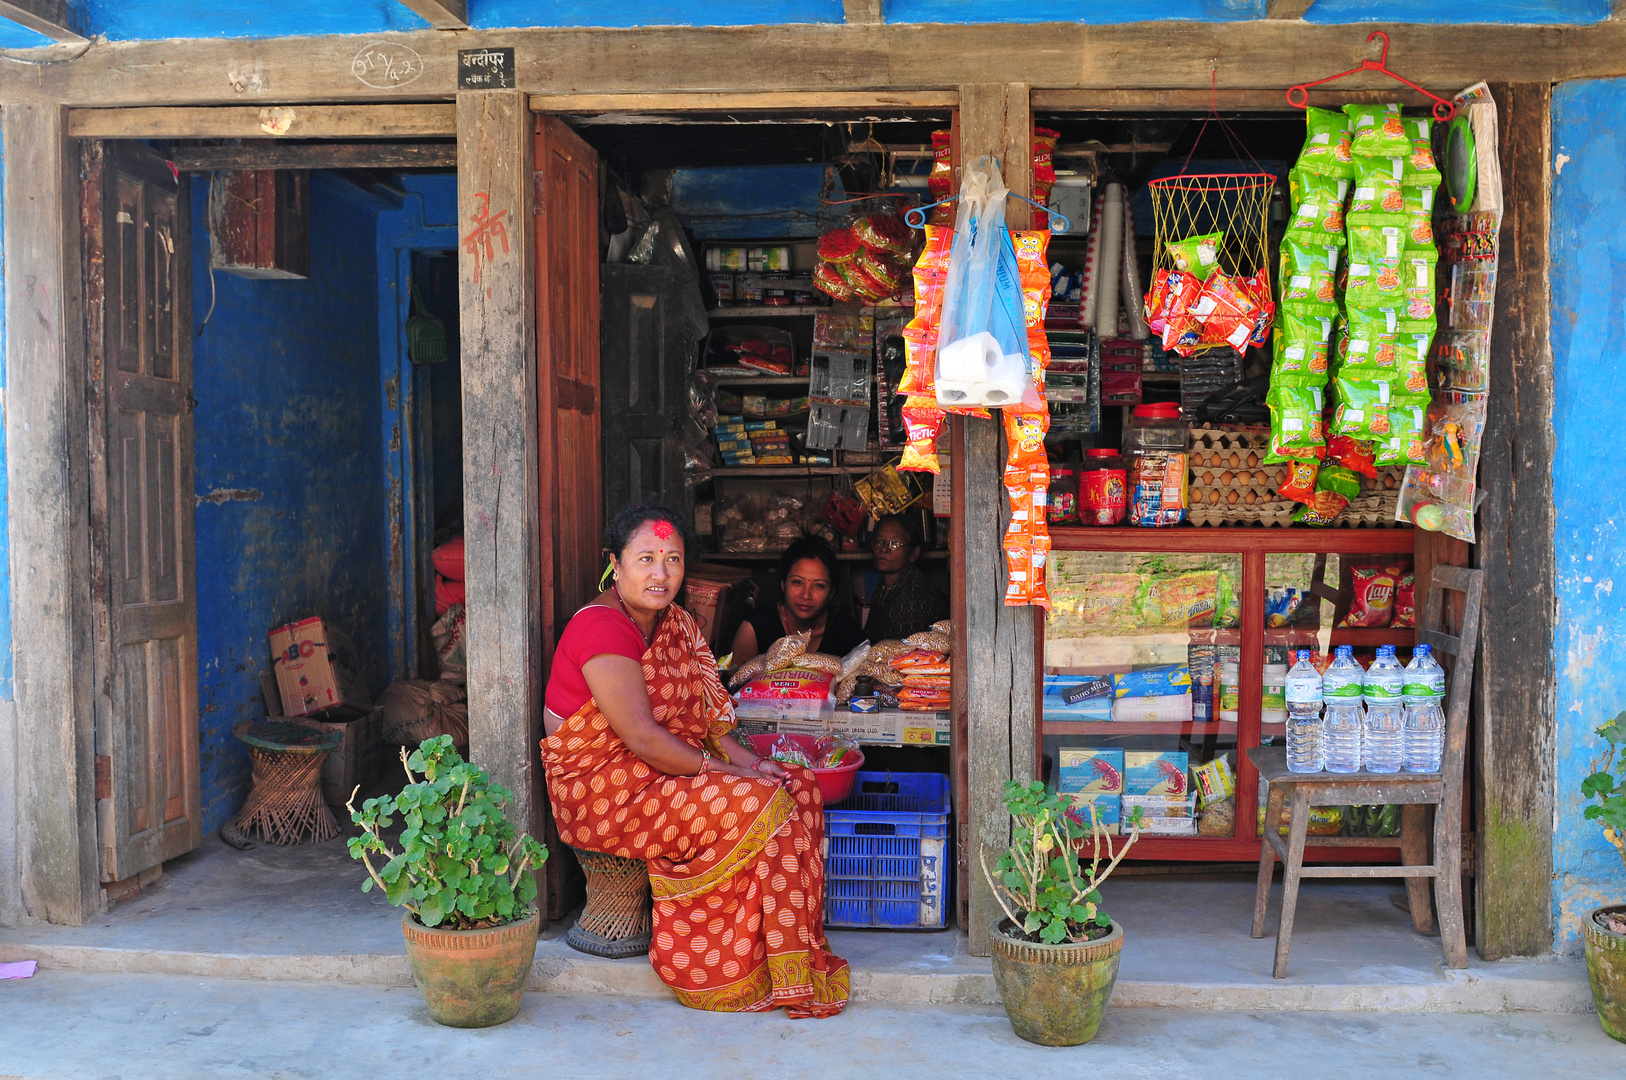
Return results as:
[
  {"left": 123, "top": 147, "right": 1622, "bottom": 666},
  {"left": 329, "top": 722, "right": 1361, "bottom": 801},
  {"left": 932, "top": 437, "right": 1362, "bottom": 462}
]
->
[{"left": 540, "top": 603, "right": 849, "bottom": 1017}]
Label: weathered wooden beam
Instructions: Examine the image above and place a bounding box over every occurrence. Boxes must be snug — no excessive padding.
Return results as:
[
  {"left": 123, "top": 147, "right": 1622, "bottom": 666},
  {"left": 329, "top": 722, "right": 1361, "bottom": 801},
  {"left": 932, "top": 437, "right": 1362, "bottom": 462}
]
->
[
  {"left": 397, "top": 0, "right": 467, "bottom": 31},
  {"left": 1266, "top": 0, "right": 1316, "bottom": 18},
  {"left": 68, "top": 105, "right": 456, "bottom": 140},
  {"left": 1475, "top": 83, "right": 1556, "bottom": 961},
  {"left": 961, "top": 82, "right": 1039, "bottom": 958},
  {"left": 458, "top": 90, "right": 545, "bottom": 919},
  {"left": 166, "top": 141, "right": 455, "bottom": 171},
  {"left": 4, "top": 104, "right": 98, "bottom": 924},
  {"left": 530, "top": 91, "right": 958, "bottom": 114},
  {"left": 842, "top": 0, "right": 884, "bottom": 24},
  {"left": 0, "top": 0, "right": 84, "bottom": 44},
  {"left": 1032, "top": 87, "right": 1437, "bottom": 113},
  {"left": 1, "top": 22, "right": 1624, "bottom": 106}
]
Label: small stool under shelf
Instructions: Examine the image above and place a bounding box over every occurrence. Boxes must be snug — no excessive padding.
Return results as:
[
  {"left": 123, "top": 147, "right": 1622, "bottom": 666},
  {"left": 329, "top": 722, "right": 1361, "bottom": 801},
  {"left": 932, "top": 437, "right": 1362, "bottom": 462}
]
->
[
  {"left": 233, "top": 719, "right": 345, "bottom": 846},
  {"left": 565, "top": 848, "right": 653, "bottom": 960}
]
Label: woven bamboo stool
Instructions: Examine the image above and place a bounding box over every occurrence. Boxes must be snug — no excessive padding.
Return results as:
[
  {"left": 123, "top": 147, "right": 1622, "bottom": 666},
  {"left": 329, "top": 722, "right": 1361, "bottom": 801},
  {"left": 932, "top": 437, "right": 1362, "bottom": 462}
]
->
[
  {"left": 565, "top": 848, "right": 654, "bottom": 959},
  {"left": 232, "top": 720, "right": 345, "bottom": 846}
]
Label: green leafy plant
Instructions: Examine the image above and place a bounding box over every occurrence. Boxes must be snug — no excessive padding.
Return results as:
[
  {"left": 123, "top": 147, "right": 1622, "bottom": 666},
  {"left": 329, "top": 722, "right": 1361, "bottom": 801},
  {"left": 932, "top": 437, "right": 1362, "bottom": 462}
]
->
[
  {"left": 348, "top": 736, "right": 548, "bottom": 930},
  {"left": 1583, "top": 712, "right": 1626, "bottom": 872},
  {"left": 979, "top": 780, "right": 1141, "bottom": 945}
]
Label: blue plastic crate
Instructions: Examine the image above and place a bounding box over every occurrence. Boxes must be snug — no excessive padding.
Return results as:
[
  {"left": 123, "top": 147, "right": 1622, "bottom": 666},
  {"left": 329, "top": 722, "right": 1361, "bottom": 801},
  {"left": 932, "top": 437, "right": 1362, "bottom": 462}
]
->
[{"left": 824, "top": 772, "right": 952, "bottom": 930}]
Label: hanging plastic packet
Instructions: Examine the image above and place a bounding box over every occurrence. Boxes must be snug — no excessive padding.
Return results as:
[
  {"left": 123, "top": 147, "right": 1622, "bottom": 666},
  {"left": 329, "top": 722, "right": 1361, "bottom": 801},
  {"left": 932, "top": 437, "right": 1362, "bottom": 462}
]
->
[
  {"left": 1286, "top": 167, "right": 1350, "bottom": 243},
  {"left": 1271, "top": 308, "right": 1336, "bottom": 385},
  {"left": 1293, "top": 464, "right": 1362, "bottom": 526},
  {"left": 1332, "top": 376, "right": 1393, "bottom": 441},
  {"left": 1344, "top": 103, "right": 1410, "bottom": 158},
  {"left": 1278, "top": 238, "right": 1341, "bottom": 313},
  {"left": 1296, "top": 106, "right": 1356, "bottom": 178},
  {"left": 1267, "top": 382, "right": 1326, "bottom": 450},
  {"left": 1276, "top": 457, "right": 1320, "bottom": 503},
  {"left": 899, "top": 397, "right": 945, "bottom": 474},
  {"left": 1326, "top": 433, "right": 1379, "bottom": 479}
]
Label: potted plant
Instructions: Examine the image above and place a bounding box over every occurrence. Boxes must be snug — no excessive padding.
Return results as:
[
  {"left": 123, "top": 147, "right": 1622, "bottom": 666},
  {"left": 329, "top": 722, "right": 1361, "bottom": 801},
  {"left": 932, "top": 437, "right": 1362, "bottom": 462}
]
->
[
  {"left": 1582, "top": 712, "right": 1626, "bottom": 1043},
  {"left": 980, "top": 780, "right": 1141, "bottom": 1046},
  {"left": 348, "top": 736, "right": 549, "bottom": 1028}
]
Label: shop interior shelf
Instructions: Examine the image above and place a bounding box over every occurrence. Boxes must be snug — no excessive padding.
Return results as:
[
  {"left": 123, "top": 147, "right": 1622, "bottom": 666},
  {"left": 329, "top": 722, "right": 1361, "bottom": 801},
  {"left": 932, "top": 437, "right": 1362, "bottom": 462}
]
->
[
  {"left": 710, "top": 464, "right": 861, "bottom": 476},
  {"left": 707, "top": 549, "right": 949, "bottom": 562},
  {"left": 1042, "top": 719, "right": 1236, "bottom": 736},
  {"left": 703, "top": 375, "right": 811, "bottom": 387},
  {"left": 708, "top": 307, "right": 825, "bottom": 318},
  {"left": 1050, "top": 525, "right": 1415, "bottom": 553}
]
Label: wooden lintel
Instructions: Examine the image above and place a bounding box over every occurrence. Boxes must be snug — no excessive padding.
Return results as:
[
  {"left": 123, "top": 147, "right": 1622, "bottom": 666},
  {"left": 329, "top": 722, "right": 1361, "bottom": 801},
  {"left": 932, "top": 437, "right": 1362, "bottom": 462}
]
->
[
  {"left": 1, "top": 22, "right": 1624, "bottom": 107},
  {"left": 530, "top": 91, "right": 958, "bottom": 114},
  {"left": 1266, "top": 0, "right": 1316, "bottom": 18},
  {"left": 397, "top": 0, "right": 467, "bottom": 31},
  {"left": 1032, "top": 87, "right": 1440, "bottom": 113},
  {"left": 166, "top": 141, "right": 455, "bottom": 171},
  {"left": 842, "top": 0, "right": 884, "bottom": 24},
  {"left": 67, "top": 105, "right": 456, "bottom": 140},
  {"left": 0, "top": 0, "right": 85, "bottom": 44}
]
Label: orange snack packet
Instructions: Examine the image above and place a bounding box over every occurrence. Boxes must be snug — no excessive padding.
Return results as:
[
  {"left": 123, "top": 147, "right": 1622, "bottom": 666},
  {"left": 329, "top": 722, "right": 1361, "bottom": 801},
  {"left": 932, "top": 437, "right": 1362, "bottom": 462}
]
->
[
  {"left": 1004, "top": 407, "right": 1049, "bottom": 471},
  {"left": 1028, "top": 533, "right": 1052, "bottom": 610},
  {"left": 1004, "top": 539, "right": 1033, "bottom": 605}
]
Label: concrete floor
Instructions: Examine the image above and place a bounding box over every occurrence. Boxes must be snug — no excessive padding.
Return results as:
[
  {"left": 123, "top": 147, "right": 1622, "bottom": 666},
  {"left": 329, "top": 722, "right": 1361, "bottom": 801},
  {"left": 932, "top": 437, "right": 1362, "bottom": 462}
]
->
[
  {"left": 0, "top": 969, "right": 1618, "bottom": 1080},
  {"left": 0, "top": 829, "right": 1592, "bottom": 1013}
]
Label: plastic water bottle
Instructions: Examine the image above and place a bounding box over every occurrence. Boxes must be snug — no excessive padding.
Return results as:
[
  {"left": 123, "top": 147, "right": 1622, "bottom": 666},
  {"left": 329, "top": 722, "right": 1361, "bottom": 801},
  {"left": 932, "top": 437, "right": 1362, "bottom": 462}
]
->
[
  {"left": 1404, "top": 643, "right": 1447, "bottom": 704},
  {"left": 1285, "top": 649, "right": 1324, "bottom": 773},
  {"left": 1402, "top": 701, "right": 1445, "bottom": 772},
  {"left": 1402, "top": 645, "right": 1446, "bottom": 773},
  {"left": 1363, "top": 701, "right": 1405, "bottom": 773},
  {"left": 1363, "top": 644, "right": 1405, "bottom": 705},
  {"left": 1324, "top": 702, "right": 1364, "bottom": 773},
  {"left": 1322, "top": 644, "right": 1365, "bottom": 703}
]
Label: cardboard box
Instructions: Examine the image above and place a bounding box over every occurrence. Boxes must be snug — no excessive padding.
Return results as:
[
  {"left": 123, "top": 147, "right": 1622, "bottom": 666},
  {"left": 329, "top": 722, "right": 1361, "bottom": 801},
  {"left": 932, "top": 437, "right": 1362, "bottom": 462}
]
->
[
  {"left": 735, "top": 708, "right": 950, "bottom": 748},
  {"left": 1058, "top": 748, "right": 1124, "bottom": 795},
  {"left": 1124, "top": 751, "right": 1189, "bottom": 797},
  {"left": 294, "top": 713, "right": 379, "bottom": 813},
  {"left": 1065, "top": 792, "right": 1120, "bottom": 834},
  {"left": 269, "top": 617, "right": 371, "bottom": 720},
  {"left": 682, "top": 564, "right": 754, "bottom": 654}
]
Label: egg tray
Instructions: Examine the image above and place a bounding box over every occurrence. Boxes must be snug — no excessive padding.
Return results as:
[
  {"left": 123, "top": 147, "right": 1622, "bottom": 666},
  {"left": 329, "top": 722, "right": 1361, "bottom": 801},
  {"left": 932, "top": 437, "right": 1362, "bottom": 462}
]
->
[{"left": 1187, "top": 468, "right": 1406, "bottom": 527}]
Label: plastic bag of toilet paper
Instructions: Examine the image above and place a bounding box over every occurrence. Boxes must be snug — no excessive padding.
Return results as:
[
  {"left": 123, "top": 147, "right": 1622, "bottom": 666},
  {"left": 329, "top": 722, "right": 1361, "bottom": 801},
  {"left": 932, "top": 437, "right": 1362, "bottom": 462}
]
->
[{"left": 933, "top": 156, "right": 1039, "bottom": 410}]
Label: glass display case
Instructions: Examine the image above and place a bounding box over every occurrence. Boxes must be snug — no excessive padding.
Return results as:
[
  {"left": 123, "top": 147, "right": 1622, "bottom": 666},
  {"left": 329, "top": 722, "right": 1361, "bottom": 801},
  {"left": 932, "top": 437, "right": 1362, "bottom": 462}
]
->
[{"left": 1040, "top": 527, "right": 1417, "bottom": 861}]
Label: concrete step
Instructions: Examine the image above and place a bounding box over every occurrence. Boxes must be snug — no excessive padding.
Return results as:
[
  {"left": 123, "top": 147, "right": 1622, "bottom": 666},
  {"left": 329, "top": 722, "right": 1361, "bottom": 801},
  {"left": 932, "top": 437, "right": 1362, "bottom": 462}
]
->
[{"left": 0, "top": 934, "right": 1592, "bottom": 1014}]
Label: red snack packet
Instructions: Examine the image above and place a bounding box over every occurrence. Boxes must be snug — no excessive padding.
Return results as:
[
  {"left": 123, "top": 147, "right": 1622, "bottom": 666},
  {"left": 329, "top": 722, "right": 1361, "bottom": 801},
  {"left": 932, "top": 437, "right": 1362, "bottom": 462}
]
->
[
  {"left": 1326, "top": 434, "right": 1378, "bottom": 479},
  {"left": 1243, "top": 268, "right": 1276, "bottom": 348},
  {"left": 1391, "top": 571, "right": 1417, "bottom": 628},
  {"left": 1191, "top": 274, "right": 1260, "bottom": 351},
  {"left": 1277, "top": 458, "right": 1320, "bottom": 503},
  {"left": 814, "top": 262, "right": 857, "bottom": 302},
  {"left": 817, "top": 228, "right": 861, "bottom": 264},
  {"left": 1340, "top": 566, "right": 1398, "bottom": 628},
  {"left": 1144, "top": 267, "right": 1172, "bottom": 332},
  {"left": 854, "top": 213, "right": 912, "bottom": 257},
  {"left": 1032, "top": 127, "right": 1060, "bottom": 207}
]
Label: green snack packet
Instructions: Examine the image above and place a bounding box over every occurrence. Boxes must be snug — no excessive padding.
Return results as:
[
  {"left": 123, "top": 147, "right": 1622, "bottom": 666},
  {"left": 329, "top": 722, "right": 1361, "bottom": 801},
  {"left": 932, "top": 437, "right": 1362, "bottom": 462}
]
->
[
  {"left": 1346, "top": 241, "right": 1437, "bottom": 316},
  {"left": 1278, "top": 237, "right": 1341, "bottom": 312},
  {"left": 1166, "top": 231, "right": 1224, "bottom": 281},
  {"left": 1292, "top": 464, "right": 1360, "bottom": 526},
  {"left": 1344, "top": 103, "right": 1410, "bottom": 158},
  {"left": 1286, "top": 167, "right": 1350, "bottom": 242},
  {"left": 1271, "top": 307, "right": 1336, "bottom": 385},
  {"left": 1318, "top": 464, "right": 1362, "bottom": 501},
  {"left": 1399, "top": 116, "right": 1442, "bottom": 185},
  {"left": 1392, "top": 394, "right": 1431, "bottom": 465},
  {"left": 1341, "top": 306, "right": 1434, "bottom": 391},
  {"left": 1349, "top": 156, "right": 1437, "bottom": 248},
  {"left": 1267, "top": 382, "right": 1326, "bottom": 450},
  {"left": 1332, "top": 375, "right": 1394, "bottom": 440},
  {"left": 1296, "top": 106, "right": 1356, "bottom": 178}
]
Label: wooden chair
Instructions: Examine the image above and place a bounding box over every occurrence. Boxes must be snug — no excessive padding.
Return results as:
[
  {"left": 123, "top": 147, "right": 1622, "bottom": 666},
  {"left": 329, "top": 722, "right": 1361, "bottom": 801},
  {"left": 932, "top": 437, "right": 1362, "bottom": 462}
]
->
[{"left": 1248, "top": 565, "right": 1484, "bottom": 979}]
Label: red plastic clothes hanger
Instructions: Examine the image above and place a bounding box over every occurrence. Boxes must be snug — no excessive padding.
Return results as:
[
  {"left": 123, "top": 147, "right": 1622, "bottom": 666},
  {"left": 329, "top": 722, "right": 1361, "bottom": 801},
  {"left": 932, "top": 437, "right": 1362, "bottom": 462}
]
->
[{"left": 1285, "top": 31, "right": 1455, "bottom": 122}]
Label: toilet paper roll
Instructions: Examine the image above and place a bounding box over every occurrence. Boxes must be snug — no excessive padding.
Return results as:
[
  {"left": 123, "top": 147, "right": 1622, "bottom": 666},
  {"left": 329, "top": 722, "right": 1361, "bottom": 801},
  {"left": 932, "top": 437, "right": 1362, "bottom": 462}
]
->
[{"left": 936, "top": 332, "right": 1028, "bottom": 406}]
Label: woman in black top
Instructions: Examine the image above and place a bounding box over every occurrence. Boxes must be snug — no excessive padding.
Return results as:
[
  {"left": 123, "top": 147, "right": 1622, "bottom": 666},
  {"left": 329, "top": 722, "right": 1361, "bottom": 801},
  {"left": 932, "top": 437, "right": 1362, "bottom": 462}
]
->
[
  {"left": 863, "top": 514, "right": 949, "bottom": 645},
  {"left": 731, "top": 537, "right": 865, "bottom": 664}
]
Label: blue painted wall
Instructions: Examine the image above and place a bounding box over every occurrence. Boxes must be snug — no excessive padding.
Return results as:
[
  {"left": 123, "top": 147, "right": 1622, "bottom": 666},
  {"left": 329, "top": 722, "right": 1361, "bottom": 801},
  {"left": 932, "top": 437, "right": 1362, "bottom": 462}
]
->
[
  {"left": 79, "top": 1, "right": 427, "bottom": 41},
  {"left": 191, "top": 172, "right": 391, "bottom": 831},
  {"left": 886, "top": 0, "right": 1260, "bottom": 23},
  {"left": 1305, "top": 1, "right": 1609, "bottom": 25},
  {"left": 0, "top": 130, "right": 10, "bottom": 701},
  {"left": 1551, "top": 78, "right": 1626, "bottom": 949}
]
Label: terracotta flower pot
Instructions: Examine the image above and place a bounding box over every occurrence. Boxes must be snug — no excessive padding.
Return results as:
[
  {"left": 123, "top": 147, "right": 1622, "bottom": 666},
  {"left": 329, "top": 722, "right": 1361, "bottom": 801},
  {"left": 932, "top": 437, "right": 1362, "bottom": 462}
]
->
[
  {"left": 1585, "top": 905, "right": 1626, "bottom": 1044},
  {"left": 401, "top": 909, "right": 540, "bottom": 1028},
  {"left": 989, "top": 917, "right": 1123, "bottom": 1046}
]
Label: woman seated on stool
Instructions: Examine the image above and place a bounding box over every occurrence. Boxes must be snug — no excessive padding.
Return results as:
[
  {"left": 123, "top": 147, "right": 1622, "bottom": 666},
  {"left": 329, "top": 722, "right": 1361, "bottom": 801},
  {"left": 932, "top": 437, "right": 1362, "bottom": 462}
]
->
[
  {"left": 862, "top": 513, "right": 949, "bottom": 645},
  {"left": 730, "top": 536, "right": 865, "bottom": 666},
  {"left": 540, "top": 502, "right": 849, "bottom": 1017}
]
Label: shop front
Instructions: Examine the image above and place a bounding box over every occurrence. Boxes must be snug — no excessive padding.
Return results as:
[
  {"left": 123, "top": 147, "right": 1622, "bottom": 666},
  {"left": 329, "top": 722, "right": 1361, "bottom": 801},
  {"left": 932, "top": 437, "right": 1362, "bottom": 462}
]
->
[{"left": 0, "top": 19, "right": 1571, "bottom": 985}]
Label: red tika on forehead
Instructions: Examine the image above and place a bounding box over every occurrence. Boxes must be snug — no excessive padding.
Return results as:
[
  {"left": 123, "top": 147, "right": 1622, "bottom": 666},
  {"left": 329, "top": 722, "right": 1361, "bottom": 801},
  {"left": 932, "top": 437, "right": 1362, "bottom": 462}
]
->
[{"left": 651, "top": 519, "right": 675, "bottom": 540}]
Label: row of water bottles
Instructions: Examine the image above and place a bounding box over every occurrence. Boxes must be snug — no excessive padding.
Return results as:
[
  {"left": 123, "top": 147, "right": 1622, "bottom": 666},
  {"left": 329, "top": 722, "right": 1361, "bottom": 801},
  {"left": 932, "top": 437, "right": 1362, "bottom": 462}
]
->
[{"left": 1284, "top": 643, "right": 1446, "bottom": 774}]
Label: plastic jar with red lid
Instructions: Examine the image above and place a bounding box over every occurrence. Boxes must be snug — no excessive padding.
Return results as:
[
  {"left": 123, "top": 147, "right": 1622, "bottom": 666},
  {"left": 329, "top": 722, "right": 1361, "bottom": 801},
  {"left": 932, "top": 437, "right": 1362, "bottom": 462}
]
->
[
  {"left": 1080, "top": 448, "right": 1127, "bottom": 525},
  {"left": 1122, "top": 403, "right": 1189, "bottom": 527},
  {"left": 1047, "top": 468, "right": 1079, "bottom": 525}
]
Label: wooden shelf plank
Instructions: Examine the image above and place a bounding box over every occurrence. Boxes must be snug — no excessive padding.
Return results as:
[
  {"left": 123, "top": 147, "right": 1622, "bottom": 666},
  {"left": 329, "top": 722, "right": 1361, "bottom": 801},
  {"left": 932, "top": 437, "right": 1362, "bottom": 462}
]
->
[
  {"left": 708, "top": 307, "right": 826, "bottom": 318},
  {"left": 1050, "top": 525, "right": 1415, "bottom": 554},
  {"left": 703, "top": 374, "right": 810, "bottom": 387},
  {"left": 1042, "top": 719, "right": 1236, "bottom": 736}
]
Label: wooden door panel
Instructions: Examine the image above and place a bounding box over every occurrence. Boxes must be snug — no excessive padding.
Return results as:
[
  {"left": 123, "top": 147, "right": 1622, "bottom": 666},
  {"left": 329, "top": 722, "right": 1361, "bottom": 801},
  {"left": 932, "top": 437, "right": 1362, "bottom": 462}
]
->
[
  {"left": 87, "top": 142, "right": 201, "bottom": 882},
  {"left": 598, "top": 264, "right": 690, "bottom": 521}
]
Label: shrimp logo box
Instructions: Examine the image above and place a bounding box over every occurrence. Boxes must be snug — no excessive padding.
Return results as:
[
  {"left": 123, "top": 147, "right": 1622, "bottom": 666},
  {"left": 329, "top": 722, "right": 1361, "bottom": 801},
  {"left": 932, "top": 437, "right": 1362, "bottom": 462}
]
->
[
  {"left": 1125, "top": 751, "right": 1189, "bottom": 797},
  {"left": 1059, "top": 749, "right": 1123, "bottom": 834}
]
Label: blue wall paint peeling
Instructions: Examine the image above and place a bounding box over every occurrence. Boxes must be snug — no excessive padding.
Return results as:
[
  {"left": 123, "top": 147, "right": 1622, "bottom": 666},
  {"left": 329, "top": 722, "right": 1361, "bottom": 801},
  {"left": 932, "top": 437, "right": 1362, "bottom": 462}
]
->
[
  {"left": 477, "top": 0, "right": 842, "bottom": 29},
  {"left": 887, "top": 0, "right": 1261, "bottom": 23},
  {"left": 191, "top": 173, "right": 391, "bottom": 831},
  {"left": 80, "top": 1, "right": 426, "bottom": 41},
  {"left": 1551, "top": 78, "right": 1626, "bottom": 950},
  {"left": 0, "top": 130, "right": 10, "bottom": 701}
]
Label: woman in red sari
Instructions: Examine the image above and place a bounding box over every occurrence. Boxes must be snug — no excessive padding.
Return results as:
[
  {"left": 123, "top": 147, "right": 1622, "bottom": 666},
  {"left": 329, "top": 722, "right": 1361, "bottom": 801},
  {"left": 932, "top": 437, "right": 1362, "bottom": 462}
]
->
[{"left": 541, "top": 503, "right": 848, "bottom": 1017}]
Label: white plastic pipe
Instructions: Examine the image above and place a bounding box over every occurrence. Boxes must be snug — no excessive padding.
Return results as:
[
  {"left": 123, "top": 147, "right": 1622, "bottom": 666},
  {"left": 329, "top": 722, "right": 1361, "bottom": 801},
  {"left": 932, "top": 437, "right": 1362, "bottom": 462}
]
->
[
  {"left": 1120, "top": 197, "right": 1149, "bottom": 341},
  {"left": 1078, "top": 191, "right": 1104, "bottom": 331}
]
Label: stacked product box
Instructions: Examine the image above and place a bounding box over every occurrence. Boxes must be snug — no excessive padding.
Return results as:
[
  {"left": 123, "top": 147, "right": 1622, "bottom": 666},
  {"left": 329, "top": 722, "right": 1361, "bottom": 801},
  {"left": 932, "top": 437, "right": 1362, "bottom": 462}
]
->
[
  {"left": 713, "top": 416, "right": 793, "bottom": 466},
  {"left": 1123, "top": 751, "right": 1195, "bottom": 835},
  {"left": 1059, "top": 748, "right": 1124, "bottom": 834},
  {"left": 714, "top": 416, "right": 755, "bottom": 466},
  {"left": 1111, "top": 663, "right": 1192, "bottom": 722}
]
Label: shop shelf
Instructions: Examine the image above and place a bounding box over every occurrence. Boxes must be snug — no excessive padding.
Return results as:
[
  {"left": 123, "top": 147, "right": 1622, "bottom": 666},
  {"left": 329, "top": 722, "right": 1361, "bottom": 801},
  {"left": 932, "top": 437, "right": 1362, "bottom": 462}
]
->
[
  {"left": 1042, "top": 719, "right": 1236, "bottom": 736},
  {"left": 702, "top": 375, "right": 811, "bottom": 387},
  {"left": 708, "top": 306, "right": 825, "bottom": 318}
]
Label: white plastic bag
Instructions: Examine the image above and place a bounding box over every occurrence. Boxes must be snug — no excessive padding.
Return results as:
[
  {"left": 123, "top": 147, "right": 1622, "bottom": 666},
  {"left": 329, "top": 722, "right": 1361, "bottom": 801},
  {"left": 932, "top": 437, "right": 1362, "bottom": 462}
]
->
[{"left": 934, "top": 157, "right": 1035, "bottom": 408}]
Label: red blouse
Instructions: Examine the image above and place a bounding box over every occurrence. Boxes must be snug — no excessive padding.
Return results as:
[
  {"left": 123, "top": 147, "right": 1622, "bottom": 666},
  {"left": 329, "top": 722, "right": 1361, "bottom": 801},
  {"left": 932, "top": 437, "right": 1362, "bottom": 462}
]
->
[{"left": 544, "top": 605, "right": 648, "bottom": 718}]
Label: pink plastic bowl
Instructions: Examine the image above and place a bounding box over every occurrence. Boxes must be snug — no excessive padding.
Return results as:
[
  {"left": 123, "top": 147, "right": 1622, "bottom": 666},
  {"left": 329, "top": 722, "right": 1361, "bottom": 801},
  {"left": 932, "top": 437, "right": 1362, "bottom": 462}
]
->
[{"left": 747, "top": 732, "right": 864, "bottom": 806}]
